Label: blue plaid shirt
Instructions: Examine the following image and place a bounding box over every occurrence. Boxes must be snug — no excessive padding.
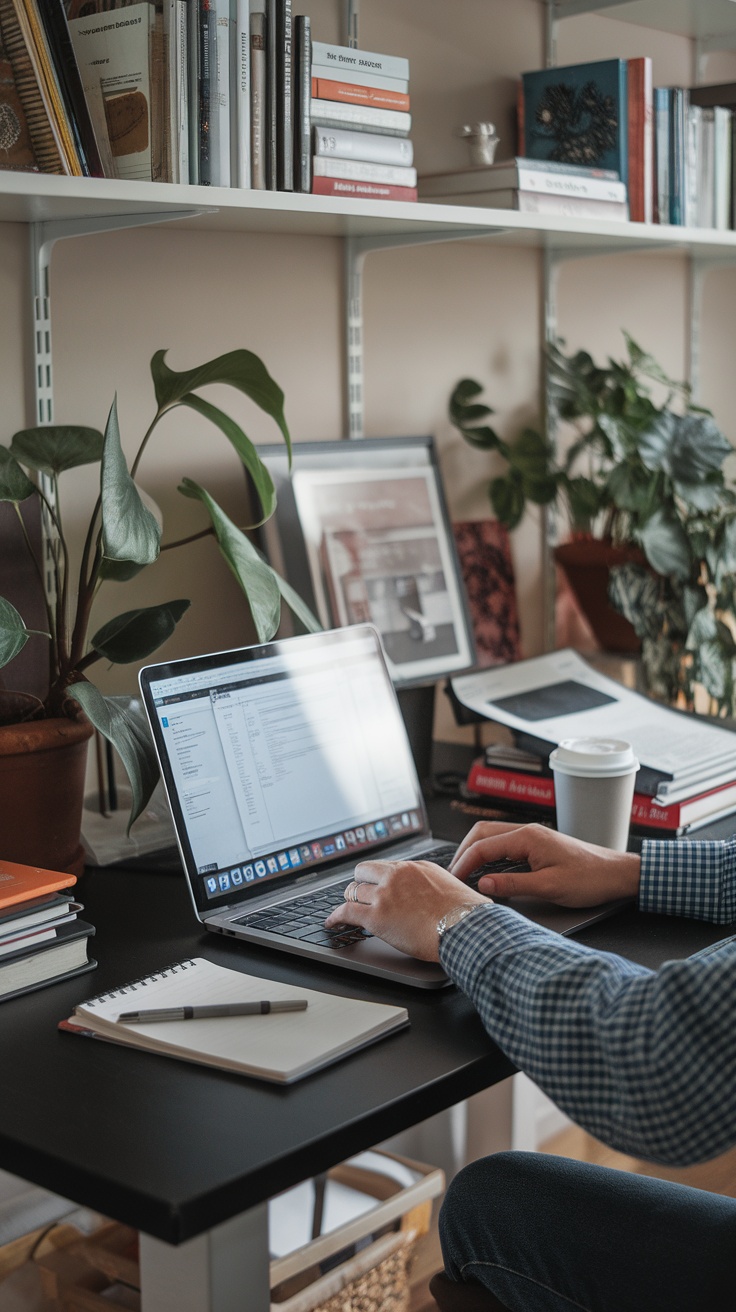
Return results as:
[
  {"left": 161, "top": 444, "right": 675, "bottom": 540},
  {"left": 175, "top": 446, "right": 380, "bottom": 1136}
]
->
[{"left": 440, "top": 836, "right": 736, "bottom": 1166}]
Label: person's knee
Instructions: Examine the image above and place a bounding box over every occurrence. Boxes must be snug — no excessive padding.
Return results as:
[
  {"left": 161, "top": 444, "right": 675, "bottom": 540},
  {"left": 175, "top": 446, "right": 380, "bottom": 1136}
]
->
[{"left": 440, "top": 1152, "right": 525, "bottom": 1272}]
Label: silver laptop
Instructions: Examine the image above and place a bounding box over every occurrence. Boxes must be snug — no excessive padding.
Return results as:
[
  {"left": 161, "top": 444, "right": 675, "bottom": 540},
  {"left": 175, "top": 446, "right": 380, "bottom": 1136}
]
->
[{"left": 139, "top": 625, "right": 622, "bottom": 989}]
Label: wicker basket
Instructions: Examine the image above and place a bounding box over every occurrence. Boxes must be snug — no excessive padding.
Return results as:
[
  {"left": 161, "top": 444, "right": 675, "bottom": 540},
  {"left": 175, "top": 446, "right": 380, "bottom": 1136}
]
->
[
  {"left": 270, "top": 1150, "right": 444, "bottom": 1312},
  {"left": 29, "top": 1151, "right": 444, "bottom": 1312}
]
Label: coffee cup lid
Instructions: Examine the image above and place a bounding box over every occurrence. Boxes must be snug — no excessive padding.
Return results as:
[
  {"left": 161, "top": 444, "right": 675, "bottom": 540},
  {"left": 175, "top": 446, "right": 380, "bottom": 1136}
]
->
[{"left": 548, "top": 737, "right": 639, "bottom": 778}]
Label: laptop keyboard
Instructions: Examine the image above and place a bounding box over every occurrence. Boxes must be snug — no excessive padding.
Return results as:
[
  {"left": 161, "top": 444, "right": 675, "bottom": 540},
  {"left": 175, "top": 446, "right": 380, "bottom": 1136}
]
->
[{"left": 234, "top": 844, "right": 459, "bottom": 950}]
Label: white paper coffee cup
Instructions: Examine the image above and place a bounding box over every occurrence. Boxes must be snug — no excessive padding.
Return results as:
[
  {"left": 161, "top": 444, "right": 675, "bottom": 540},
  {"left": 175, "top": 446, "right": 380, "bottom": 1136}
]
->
[{"left": 549, "top": 738, "right": 640, "bottom": 851}]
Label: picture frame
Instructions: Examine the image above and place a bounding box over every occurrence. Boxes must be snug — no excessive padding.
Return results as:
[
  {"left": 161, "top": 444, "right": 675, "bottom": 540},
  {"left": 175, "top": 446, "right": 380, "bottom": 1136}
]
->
[{"left": 255, "top": 436, "right": 477, "bottom": 688}]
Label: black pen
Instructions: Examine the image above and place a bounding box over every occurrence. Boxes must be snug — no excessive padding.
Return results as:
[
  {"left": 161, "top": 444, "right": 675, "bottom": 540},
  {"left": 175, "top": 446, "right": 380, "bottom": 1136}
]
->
[{"left": 117, "top": 1000, "right": 308, "bottom": 1023}]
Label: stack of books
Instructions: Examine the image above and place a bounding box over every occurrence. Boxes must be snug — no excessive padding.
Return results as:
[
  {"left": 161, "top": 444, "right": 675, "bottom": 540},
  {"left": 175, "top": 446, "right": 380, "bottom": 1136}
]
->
[
  {"left": 0, "top": 0, "right": 107, "bottom": 178},
  {"left": 0, "top": 859, "right": 96, "bottom": 1002},
  {"left": 465, "top": 744, "right": 736, "bottom": 839},
  {"left": 310, "top": 39, "right": 415, "bottom": 203},
  {"left": 450, "top": 649, "right": 736, "bottom": 840},
  {"left": 418, "top": 156, "right": 628, "bottom": 220},
  {"left": 655, "top": 83, "right": 735, "bottom": 229},
  {"left": 0, "top": 2, "right": 414, "bottom": 199}
]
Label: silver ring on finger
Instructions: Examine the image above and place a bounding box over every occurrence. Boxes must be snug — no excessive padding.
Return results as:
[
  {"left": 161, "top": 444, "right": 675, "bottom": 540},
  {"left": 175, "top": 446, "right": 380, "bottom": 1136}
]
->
[{"left": 346, "top": 881, "right": 359, "bottom": 902}]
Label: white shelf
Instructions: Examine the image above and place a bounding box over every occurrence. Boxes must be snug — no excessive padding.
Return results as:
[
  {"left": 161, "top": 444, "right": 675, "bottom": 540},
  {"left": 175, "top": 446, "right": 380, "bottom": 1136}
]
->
[
  {"left": 556, "top": 0, "right": 736, "bottom": 43},
  {"left": 5, "top": 173, "right": 736, "bottom": 261}
]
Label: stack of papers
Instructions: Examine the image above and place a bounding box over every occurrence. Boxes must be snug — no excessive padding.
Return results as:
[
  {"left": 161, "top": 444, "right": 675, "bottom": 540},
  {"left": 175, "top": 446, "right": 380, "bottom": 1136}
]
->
[{"left": 452, "top": 649, "right": 736, "bottom": 804}]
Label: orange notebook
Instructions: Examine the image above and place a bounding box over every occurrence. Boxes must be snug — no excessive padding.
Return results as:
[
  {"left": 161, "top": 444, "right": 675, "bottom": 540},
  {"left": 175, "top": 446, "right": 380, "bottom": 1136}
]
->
[{"left": 0, "top": 860, "right": 76, "bottom": 909}]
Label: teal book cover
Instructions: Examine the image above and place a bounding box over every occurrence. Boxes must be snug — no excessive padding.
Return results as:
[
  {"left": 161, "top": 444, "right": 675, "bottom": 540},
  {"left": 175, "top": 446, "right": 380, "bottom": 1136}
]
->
[{"left": 521, "top": 59, "right": 628, "bottom": 183}]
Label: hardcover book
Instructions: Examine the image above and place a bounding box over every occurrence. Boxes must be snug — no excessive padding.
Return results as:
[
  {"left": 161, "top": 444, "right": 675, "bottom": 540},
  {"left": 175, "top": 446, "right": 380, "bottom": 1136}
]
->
[
  {"left": 521, "top": 58, "right": 629, "bottom": 183},
  {"left": 292, "top": 10, "right": 309, "bottom": 192},
  {"left": 249, "top": 6, "right": 265, "bottom": 188},
  {"left": 466, "top": 755, "right": 736, "bottom": 836},
  {"left": 627, "top": 56, "right": 653, "bottom": 223},
  {"left": 311, "top": 40, "right": 408, "bottom": 83},
  {"left": 275, "top": 0, "right": 291, "bottom": 191},
  {"left": 313, "top": 125, "right": 413, "bottom": 166},
  {"left": 265, "top": 0, "right": 277, "bottom": 187},
  {"left": 310, "top": 98, "right": 411, "bottom": 136},
  {"left": 419, "top": 164, "right": 625, "bottom": 202},
  {"left": 311, "top": 77, "right": 409, "bottom": 112},
  {"left": 313, "top": 155, "right": 416, "bottom": 187},
  {"left": 67, "top": 1, "right": 156, "bottom": 182},
  {"left": 36, "top": 0, "right": 106, "bottom": 175},
  {"left": 231, "top": 0, "right": 249, "bottom": 187},
  {"left": 310, "top": 65, "right": 408, "bottom": 94},
  {"left": 0, "top": 918, "right": 95, "bottom": 1003},
  {"left": 311, "top": 174, "right": 417, "bottom": 202},
  {"left": 427, "top": 189, "right": 628, "bottom": 220},
  {"left": 653, "top": 85, "right": 670, "bottom": 223},
  {"left": 0, "top": 858, "right": 76, "bottom": 909},
  {"left": 0, "top": 6, "right": 49, "bottom": 170}
]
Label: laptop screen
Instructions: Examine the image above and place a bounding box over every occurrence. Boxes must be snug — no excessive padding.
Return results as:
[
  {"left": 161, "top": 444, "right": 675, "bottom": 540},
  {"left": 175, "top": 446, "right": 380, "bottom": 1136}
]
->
[{"left": 139, "top": 626, "right": 428, "bottom": 915}]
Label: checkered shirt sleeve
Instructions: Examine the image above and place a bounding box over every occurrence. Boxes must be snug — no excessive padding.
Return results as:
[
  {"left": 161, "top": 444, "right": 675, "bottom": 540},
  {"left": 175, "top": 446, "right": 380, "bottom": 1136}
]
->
[
  {"left": 640, "top": 835, "right": 736, "bottom": 922},
  {"left": 440, "top": 903, "right": 736, "bottom": 1166}
]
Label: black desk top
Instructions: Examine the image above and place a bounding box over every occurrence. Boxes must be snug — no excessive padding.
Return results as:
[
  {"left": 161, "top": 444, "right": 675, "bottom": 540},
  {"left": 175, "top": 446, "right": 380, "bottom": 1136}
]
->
[{"left": 0, "top": 748, "right": 732, "bottom": 1246}]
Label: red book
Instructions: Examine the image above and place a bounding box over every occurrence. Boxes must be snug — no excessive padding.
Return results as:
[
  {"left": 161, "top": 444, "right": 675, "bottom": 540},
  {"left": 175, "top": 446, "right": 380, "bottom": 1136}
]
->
[
  {"left": 311, "top": 78, "right": 410, "bottom": 111},
  {"left": 466, "top": 758, "right": 736, "bottom": 834},
  {"left": 627, "top": 56, "right": 654, "bottom": 223},
  {"left": 312, "top": 176, "right": 417, "bottom": 202}
]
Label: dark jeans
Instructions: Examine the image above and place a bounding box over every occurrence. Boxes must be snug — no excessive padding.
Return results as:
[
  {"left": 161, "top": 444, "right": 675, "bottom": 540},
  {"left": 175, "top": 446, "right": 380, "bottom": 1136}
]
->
[{"left": 439, "top": 1151, "right": 736, "bottom": 1312}]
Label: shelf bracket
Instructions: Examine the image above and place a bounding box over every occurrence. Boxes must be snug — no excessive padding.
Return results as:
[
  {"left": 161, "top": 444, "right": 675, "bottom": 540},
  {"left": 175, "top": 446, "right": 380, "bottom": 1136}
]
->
[
  {"left": 29, "top": 209, "right": 209, "bottom": 427},
  {"left": 344, "top": 228, "right": 505, "bottom": 438},
  {"left": 342, "top": 0, "right": 359, "bottom": 47},
  {"left": 28, "top": 206, "right": 211, "bottom": 607}
]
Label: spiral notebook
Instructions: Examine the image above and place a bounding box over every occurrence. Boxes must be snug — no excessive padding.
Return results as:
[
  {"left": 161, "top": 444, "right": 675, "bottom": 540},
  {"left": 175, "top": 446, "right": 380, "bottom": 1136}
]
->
[{"left": 60, "top": 956, "right": 408, "bottom": 1083}]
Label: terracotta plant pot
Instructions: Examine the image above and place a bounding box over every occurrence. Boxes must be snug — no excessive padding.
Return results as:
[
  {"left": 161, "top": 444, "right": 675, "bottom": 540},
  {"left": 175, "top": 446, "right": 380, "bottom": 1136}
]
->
[
  {"left": 0, "top": 714, "right": 94, "bottom": 877},
  {"left": 554, "top": 537, "right": 645, "bottom": 654}
]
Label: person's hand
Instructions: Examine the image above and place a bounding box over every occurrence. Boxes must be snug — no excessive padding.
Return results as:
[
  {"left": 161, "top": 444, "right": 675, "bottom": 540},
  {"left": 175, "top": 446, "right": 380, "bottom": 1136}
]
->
[
  {"left": 325, "top": 859, "right": 490, "bottom": 963},
  {"left": 450, "top": 821, "right": 641, "bottom": 907}
]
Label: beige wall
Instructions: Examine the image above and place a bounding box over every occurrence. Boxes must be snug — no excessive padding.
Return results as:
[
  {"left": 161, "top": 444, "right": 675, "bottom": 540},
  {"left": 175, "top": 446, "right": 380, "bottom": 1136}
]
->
[{"left": 1, "top": 1, "right": 735, "bottom": 743}]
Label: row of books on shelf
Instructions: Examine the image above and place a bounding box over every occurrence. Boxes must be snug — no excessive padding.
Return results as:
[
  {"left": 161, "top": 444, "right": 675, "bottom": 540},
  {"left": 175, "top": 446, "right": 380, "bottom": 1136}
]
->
[
  {"left": 420, "top": 58, "right": 736, "bottom": 230},
  {"left": 465, "top": 744, "right": 736, "bottom": 839},
  {"left": 0, "top": 860, "right": 96, "bottom": 1002},
  {"left": 0, "top": 0, "right": 416, "bottom": 198}
]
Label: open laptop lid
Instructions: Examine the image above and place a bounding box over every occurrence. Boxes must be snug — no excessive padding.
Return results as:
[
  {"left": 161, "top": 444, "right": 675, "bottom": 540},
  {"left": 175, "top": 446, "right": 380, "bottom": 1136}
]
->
[{"left": 138, "top": 625, "right": 430, "bottom": 921}]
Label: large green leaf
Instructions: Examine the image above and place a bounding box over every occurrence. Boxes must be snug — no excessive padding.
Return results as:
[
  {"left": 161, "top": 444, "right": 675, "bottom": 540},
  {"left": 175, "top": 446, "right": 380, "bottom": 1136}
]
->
[
  {"left": 565, "top": 475, "right": 601, "bottom": 526},
  {"left": 685, "top": 604, "right": 719, "bottom": 649},
  {"left": 606, "top": 462, "right": 657, "bottom": 515},
  {"left": 178, "top": 479, "right": 282, "bottom": 641},
  {"left": 672, "top": 475, "right": 725, "bottom": 514},
  {"left": 0, "top": 448, "right": 36, "bottom": 502},
  {"left": 449, "top": 378, "right": 486, "bottom": 417},
  {"left": 90, "top": 600, "right": 191, "bottom": 664},
  {"left": 181, "top": 393, "right": 276, "bottom": 522},
  {"left": 10, "top": 426, "right": 104, "bottom": 473},
  {"left": 608, "top": 565, "right": 662, "bottom": 641},
  {"left": 0, "top": 597, "right": 39, "bottom": 667},
  {"left": 693, "top": 636, "right": 734, "bottom": 703},
  {"left": 490, "top": 474, "right": 525, "bottom": 529},
  {"left": 67, "top": 682, "right": 159, "bottom": 828},
  {"left": 508, "top": 427, "right": 552, "bottom": 476},
  {"left": 150, "top": 349, "right": 290, "bottom": 453},
  {"left": 639, "top": 510, "right": 692, "bottom": 580},
  {"left": 270, "top": 571, "right": 322, "bottom": 635},
  {"left": 638, "top": 411, "right": 732, "bottom": 480},
  {"left": 100, "top": 398, "right": 161, "bottom": 568}
]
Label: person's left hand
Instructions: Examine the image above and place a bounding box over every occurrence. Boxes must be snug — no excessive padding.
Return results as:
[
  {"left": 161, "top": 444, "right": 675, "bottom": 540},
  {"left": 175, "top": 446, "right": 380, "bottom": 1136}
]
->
[{"left": 325, "top": 859, "right": 490, "bottom": 962}]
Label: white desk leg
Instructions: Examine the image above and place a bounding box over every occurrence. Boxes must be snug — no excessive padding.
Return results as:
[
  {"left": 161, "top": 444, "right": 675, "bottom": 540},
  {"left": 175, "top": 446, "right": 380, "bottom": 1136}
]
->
[{"left": 139, "top": 1203, "right": 269, "bottom": 1312}]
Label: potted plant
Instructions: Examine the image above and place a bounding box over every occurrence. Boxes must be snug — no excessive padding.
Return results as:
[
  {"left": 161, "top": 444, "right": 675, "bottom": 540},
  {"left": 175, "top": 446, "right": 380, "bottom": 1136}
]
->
[
  {"left": 450, "top": 333, "right": 736, "bottom": 711},
  {"left": 0, "top": 348, "right": 319, "bottom": 874}
]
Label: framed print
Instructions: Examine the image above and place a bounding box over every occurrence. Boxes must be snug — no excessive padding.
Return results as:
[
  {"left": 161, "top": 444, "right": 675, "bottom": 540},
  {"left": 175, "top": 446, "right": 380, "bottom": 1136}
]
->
[{"left": 255, "top": 436, "right": 476, "bottom": 687}]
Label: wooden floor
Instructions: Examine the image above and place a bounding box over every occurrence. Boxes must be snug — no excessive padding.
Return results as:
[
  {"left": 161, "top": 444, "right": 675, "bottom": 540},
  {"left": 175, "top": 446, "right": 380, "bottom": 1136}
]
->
[{"left": 410, "top": 1128, "right": 736, "bottom": 1311}]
